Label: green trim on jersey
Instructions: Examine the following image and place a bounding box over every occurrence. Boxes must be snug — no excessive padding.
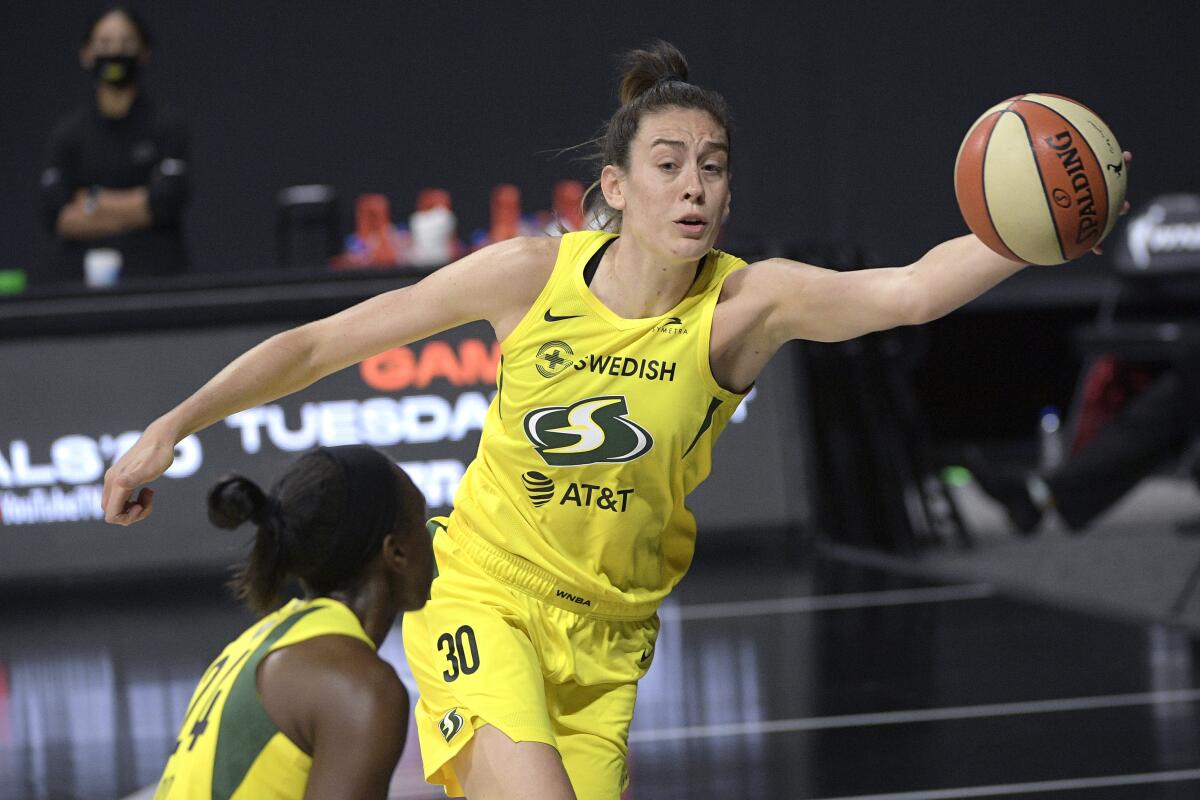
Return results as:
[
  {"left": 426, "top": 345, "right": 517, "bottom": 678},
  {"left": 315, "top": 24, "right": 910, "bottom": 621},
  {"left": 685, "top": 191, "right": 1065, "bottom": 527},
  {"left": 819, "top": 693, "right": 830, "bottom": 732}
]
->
[
  {"left": 683, "top": 396, "right": 724, "bottom": 457},
  {"left": 426, "top": 517, "right": 448, "bottom": 582},
  {"left": 210, "top": 605, "right": 319, "bottom": 800},
  {"left": 497, "top": 355, "right": 505, "bottom": 420}
]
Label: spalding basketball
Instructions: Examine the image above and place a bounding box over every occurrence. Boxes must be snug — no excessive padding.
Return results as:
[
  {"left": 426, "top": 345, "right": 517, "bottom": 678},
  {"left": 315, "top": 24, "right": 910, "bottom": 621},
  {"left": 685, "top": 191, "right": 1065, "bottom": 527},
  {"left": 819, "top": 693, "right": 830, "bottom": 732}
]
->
[{"left": 954, "top": 94, "right": 1127, "bottom": 265}]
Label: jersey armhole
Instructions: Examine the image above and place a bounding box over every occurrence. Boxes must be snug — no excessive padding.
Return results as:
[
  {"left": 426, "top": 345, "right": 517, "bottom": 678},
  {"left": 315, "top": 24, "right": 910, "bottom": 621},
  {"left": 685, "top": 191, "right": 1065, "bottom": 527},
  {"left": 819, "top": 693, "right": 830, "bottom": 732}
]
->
[{"left": 695, "top": 255, "right": 751, "bottom": 402}]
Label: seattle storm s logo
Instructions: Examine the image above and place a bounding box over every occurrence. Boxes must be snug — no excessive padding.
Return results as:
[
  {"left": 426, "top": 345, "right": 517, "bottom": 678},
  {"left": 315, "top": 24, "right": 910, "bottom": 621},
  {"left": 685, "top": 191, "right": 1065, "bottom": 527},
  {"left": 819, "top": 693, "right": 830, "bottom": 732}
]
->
[
  {"left": 438, "top": 708, "right": 464, "bottom": 743},
  {"left": 523, "top": 396, "right": 654, "bottom": 466}
]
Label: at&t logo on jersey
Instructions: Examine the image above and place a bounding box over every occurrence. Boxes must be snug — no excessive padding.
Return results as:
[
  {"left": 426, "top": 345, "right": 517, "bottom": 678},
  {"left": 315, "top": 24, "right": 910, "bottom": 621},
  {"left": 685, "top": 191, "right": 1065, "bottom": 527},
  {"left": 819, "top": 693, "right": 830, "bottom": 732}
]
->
[
  {"left": 523, "top": 396, "right": 653, "bottom": 466},
  {"left": 520, "top": 469, "right": 635, "bottom": 513},
  {"left": 522, "top": 471, "right": 555, "bottom": 506},
  {"left": 561, "top": 482, "right": 633, "bottom": 512}
]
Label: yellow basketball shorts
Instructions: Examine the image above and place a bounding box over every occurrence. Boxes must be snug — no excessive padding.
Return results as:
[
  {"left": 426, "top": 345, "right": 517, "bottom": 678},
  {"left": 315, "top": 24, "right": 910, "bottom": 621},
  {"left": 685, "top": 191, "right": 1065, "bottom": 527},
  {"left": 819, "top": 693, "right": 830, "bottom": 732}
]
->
[{"left": 402, "top": 518, "right": 659, "bottom": 799}]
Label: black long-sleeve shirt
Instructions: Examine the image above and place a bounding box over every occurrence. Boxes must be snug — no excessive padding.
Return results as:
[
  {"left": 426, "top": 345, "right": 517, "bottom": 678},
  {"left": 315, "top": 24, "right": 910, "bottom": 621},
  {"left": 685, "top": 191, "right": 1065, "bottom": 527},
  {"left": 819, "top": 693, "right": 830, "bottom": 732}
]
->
[{"left": 38, "top": 94, "right": 189, "bottom": 284}]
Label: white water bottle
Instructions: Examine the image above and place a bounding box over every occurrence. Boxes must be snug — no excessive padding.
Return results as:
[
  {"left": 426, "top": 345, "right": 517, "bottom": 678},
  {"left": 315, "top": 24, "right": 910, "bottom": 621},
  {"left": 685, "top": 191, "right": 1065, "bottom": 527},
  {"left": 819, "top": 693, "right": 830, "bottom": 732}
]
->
[
  {"left": 84, "top": 248, "right": 122, "bottom": 287},
  {"left": 1038, "top": 406, "right": 1064, "bottom": 472},
  {"left": 409, "top": 206, "right": 456, "bottom": 267}
]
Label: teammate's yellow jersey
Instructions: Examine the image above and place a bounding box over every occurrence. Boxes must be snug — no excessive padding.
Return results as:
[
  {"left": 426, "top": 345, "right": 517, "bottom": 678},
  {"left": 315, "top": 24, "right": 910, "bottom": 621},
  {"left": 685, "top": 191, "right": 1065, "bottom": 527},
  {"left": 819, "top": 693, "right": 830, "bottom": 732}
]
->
[
  {"left": 154, "top": 597, "right": 374, "bottom": 800},
  {"left": 450, "top": 230, "right": 749, "bottom": 611}
]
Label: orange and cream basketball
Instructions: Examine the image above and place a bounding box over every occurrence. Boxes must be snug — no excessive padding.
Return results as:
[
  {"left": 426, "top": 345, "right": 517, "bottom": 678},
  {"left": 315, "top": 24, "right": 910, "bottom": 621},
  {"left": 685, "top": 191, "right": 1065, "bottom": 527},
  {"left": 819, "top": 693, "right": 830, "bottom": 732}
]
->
[{"left": 954, "top": 94, "right": 1127, "bottom": 265}]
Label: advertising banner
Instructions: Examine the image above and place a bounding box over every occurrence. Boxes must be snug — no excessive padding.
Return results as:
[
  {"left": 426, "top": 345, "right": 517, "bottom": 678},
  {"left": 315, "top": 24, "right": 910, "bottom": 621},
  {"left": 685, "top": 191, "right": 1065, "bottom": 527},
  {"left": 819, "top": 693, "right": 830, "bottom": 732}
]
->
[{"left": 0, "top": 322, "right": 808, "bottom": 581}]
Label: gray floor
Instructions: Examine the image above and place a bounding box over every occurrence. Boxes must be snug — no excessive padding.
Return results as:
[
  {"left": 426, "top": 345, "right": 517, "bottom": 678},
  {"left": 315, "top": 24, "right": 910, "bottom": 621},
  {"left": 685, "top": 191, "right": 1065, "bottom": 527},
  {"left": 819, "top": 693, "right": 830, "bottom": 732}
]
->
[
  {"left": 829, "top": 475, "right": 1200, "bottom": 631},
  {"left": 15, "top": 478, "right": 1200, "bottom": 800},
  {"left": 87, "top": 533, "right": 1200, "bottom": 800}
]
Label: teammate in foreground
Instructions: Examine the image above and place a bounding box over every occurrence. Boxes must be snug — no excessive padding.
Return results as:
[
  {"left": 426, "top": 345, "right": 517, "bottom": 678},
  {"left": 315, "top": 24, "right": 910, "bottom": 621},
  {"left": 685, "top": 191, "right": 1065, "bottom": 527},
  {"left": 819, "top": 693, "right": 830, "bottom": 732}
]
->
[
  {"left": 108, "top": 42, "right": 1122, "bottom": 800},
  {"left": 153, "top": 445, "right": 433, "bottom": 799}
]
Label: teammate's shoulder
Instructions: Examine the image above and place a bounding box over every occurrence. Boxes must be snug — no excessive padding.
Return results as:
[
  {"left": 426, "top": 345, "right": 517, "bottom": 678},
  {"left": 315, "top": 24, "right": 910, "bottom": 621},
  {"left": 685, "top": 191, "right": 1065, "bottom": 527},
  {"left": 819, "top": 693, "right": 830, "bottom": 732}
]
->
[
  {"left": 295, "top": 636, "right": 407, "bottom": 715},
  {"left": 258, "top": 633, "right": 406, "bottom": 753},
  {"left": 263, "top": 633, "right": 399, "bottom": 697},
  {"left": 351, "top": 652, "right": 408, "bottom": 706}
]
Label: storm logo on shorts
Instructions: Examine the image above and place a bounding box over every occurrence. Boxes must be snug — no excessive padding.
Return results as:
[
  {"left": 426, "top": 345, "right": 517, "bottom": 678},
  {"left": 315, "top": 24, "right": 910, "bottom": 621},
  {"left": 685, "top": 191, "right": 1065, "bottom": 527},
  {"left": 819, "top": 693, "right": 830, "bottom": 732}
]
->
[
  {"left": 439, "top": 708, "right": 465, "bottom": 743},
  {"left": 523, "top": 395, "right": 653, "bottom": 466}
]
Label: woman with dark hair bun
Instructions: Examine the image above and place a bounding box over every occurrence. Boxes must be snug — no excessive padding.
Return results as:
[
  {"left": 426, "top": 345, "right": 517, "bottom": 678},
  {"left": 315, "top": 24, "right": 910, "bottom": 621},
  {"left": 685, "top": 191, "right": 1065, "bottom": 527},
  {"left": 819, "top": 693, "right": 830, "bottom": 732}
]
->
[
  {"left": 106, "top": 41, "right": 1124, "bottom": 799},
  {"left": 153, "top": 445, "right": 434, "bottom": 799}
]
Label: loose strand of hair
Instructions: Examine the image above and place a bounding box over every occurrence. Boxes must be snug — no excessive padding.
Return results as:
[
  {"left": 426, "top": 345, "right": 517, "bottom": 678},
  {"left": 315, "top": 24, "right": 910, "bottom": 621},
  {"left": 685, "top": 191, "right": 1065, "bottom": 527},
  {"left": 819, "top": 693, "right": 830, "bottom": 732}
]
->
[{"left": 228, "top": 520, "right": 290, "bottom": 615}]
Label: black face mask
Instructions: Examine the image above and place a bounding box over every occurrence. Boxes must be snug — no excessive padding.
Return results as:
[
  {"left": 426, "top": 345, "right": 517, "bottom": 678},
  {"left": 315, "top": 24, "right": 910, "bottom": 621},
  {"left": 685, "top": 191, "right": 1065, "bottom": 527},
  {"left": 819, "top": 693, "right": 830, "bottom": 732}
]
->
[{"left": 91, "top": 54, "right": 140, "bottom": 87}]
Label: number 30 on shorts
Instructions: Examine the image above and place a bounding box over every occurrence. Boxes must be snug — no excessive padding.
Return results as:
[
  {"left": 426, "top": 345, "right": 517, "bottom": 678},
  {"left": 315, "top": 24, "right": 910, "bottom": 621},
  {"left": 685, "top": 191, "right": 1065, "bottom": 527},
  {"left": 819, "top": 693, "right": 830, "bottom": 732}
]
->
[{"left": 438, "top": 625, "right": 481, "bottom": 682}]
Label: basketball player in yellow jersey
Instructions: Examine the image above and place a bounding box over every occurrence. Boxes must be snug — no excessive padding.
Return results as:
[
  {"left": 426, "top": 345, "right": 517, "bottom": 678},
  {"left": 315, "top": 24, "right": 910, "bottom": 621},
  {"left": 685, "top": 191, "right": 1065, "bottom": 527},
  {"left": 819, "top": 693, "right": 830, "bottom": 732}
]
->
[
  {"left": 153, "top": 445, "right": 433, "bottom": 799},
  {"left": 103, "top": 42, "right": 1127, "bottom": 800}
]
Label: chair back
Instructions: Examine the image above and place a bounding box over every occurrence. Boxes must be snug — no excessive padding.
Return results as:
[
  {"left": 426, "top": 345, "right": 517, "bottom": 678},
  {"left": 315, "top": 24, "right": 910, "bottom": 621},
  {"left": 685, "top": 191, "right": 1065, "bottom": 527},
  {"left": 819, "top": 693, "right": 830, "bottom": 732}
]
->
[
  {"left": 276, "top": 184, "right": 340, "bottom": 269},
  {"left": 1115, "top": 193, "right": 1200, "bottom": 277}
]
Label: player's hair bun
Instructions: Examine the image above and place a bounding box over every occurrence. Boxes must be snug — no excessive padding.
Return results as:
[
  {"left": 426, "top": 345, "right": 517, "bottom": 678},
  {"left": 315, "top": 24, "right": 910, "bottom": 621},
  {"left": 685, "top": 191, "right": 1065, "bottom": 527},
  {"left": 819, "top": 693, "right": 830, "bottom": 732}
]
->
[
  {"left": 618, "top": 40, "right": 690, "bottom": 105},
  {"left": 207, "top": 474, "right": 270, "bottom": 530}
]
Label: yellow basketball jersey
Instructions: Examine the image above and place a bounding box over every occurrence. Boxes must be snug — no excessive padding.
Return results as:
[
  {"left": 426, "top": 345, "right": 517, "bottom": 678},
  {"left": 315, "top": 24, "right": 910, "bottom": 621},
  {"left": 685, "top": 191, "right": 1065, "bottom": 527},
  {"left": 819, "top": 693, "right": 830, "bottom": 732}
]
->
[
  {"left": 154, "top": 597, "right": 375, "bottom": 800},
  {"left": 450, "top": 230, "right": 748, "bottom": 611}
]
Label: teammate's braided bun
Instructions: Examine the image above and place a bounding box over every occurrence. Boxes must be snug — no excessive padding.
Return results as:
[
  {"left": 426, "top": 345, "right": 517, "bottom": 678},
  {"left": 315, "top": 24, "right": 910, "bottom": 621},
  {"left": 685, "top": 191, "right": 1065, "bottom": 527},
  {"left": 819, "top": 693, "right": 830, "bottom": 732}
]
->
[
  {"left": 206, "top": 474, "right": 270, "bottom": 529},
  {"left": 206, "top": 446, "right": 413, "bottom": 614},
  {"left": 207, "top": 471, "right": 296, "bottom": 613},
  {"left": 585, "top": 40, "right": 733, "bottom": 231},
  {"left": 954, "top": 93, "right": 1127, "bottom": 265}
]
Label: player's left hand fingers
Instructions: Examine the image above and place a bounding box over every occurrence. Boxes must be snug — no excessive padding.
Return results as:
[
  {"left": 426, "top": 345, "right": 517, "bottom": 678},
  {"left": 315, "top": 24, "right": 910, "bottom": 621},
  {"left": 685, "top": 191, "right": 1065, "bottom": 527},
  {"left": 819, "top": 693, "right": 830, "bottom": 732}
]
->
[
  {"left": 1093, "top": 155, "right": 1133, "bottom": 254},
  {"left": 112, "top": 488, "right": 155, "bottom": 526},
  {"left": 1118, "top": 151, "right": 1132, "bottom": 218},
  {"left": 130, "top": 487, "right": 156, "bottom": 523}
]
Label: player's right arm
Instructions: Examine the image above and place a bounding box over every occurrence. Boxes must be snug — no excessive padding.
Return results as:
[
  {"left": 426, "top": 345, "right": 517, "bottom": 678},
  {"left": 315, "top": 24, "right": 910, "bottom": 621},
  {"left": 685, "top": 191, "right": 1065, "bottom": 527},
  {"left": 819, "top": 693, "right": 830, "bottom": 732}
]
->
[{"left": 102, "top": 235, "right": 559, "bottom": 525}]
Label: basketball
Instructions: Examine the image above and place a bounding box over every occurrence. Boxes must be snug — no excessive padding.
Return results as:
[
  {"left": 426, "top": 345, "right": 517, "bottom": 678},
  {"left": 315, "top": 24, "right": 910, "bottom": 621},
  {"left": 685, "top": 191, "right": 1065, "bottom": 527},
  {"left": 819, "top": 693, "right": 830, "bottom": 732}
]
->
[{"left": 954, "top": 94, "right": 1127, "bottom": 265}]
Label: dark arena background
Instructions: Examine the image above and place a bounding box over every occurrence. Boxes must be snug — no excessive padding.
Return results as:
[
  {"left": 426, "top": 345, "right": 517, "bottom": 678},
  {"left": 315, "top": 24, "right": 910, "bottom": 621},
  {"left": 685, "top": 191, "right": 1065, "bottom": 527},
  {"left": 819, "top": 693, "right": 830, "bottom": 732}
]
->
[{"left": 5, "top": 2, "right": 1200, "bottom": 798}]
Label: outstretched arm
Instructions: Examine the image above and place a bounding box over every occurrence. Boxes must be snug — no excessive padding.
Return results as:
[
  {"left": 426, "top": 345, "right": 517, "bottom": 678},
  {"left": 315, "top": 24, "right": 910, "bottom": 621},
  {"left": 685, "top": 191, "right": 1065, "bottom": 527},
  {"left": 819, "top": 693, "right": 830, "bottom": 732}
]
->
[
  {"left": 102, "top": 235, "right": 558, "bottom": 524},
  {"left": 758, "top": 233, "right": 1025, "bottom": 345},
  {"left": 711, "top": 232, "right": 1025, "bottom": 391},
  {"left": 726, "top": 150, "right": 1131, "bottom": 368}
]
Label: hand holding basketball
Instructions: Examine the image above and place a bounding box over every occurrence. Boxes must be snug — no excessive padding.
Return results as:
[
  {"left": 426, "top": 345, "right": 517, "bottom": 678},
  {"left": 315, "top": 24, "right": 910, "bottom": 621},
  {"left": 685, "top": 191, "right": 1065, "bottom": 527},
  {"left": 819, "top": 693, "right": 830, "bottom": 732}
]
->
[{"left": 954, "top": 94, "right": 1128, "bottom": 265}]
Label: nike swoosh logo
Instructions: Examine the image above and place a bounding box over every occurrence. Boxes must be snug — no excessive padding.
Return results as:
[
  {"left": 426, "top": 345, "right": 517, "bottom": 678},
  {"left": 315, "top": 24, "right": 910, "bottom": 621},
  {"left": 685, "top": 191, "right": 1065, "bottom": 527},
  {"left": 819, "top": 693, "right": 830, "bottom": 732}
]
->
[
  {"left": 640, "top": 649, "right": 652, "bottom": 663},
  {"left": 545, "top": 309, "right": 583, "bottom": 322}
]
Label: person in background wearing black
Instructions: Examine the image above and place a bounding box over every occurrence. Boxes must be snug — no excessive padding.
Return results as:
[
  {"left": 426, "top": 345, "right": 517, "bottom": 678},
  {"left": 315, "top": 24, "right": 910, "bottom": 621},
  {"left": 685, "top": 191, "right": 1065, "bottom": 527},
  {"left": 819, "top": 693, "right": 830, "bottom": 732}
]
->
[
  {"left": 37, "top": 6, "right": 188, "bottom": 286},
  {"left": 966, "top": 348, "right": 1200, "bottom": 535}
]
